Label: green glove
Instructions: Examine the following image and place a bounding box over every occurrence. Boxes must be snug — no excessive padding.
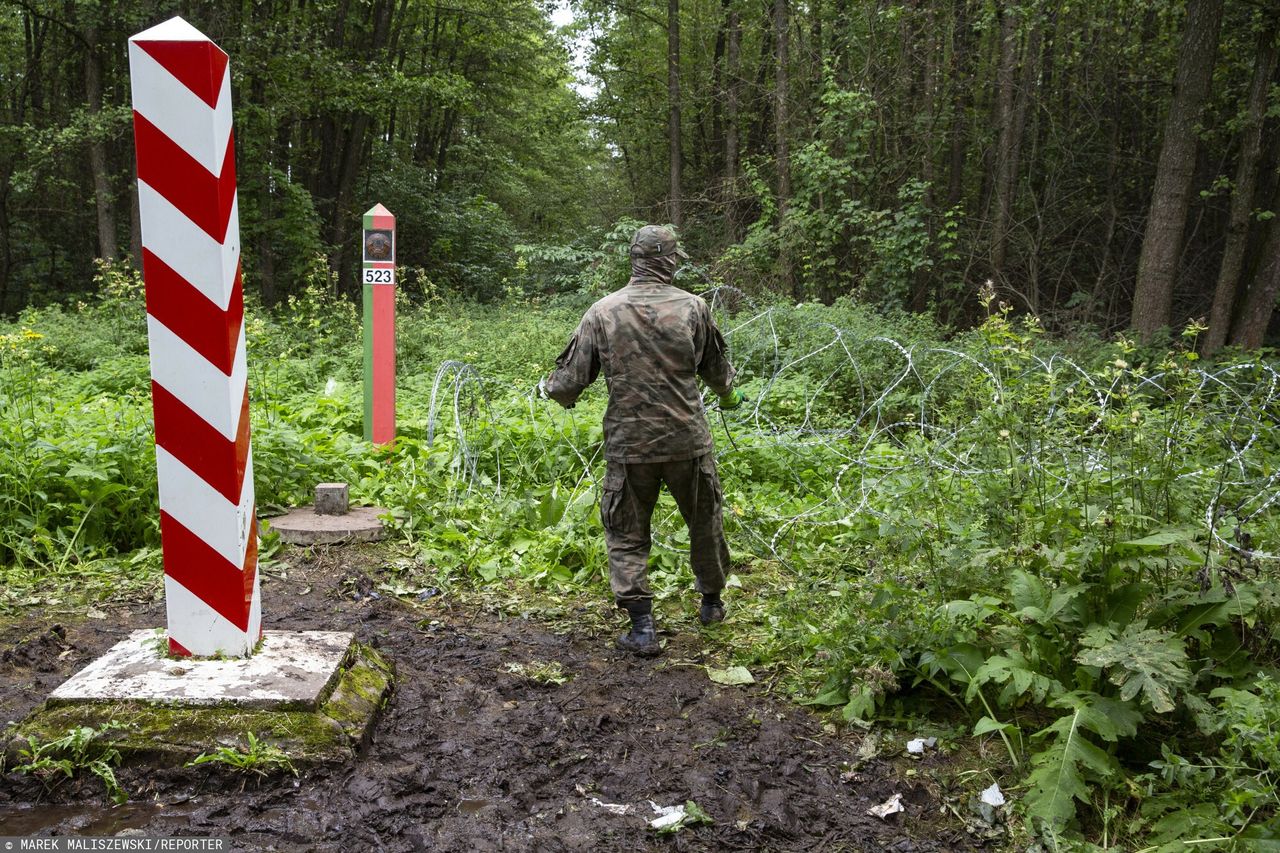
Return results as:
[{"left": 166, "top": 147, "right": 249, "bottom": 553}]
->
[{"left": 718, "top": 388, "right": 744, "bottom": 410}]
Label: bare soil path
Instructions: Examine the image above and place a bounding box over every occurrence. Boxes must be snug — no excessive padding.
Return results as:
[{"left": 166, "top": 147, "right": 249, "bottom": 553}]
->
[{"left": 0, "top": 549, "right": 975, "bottom": 851}]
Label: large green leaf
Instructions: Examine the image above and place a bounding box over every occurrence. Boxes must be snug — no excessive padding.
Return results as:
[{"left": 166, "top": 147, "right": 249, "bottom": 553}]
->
[
  {"left": 1084, "top": 694, "right": 1142, "bottom": 740},
  {"left": 1153, "top": 584, "right": 1261, "bottom": 640},
  {"left": 1236, "top": 825, "right": 1280, "bottom": 850},
  {"left": 1010, "top": 569, "right": 1050, "bottom": 613},
  {"left": 842, "top": 686, "right": 877, "bottom": 722},
  {"left": 942, "top": 596, "right": 1003, "bottom": 623},
  {"left": 1025, "top": 691, "right": 1129, "bottom": 832},
  {"left": 1077, "top": 624, "right": 1191, "bottom": 713},
  {"left": 1147, "top": 803, "right": 1230, "bottom": 848},
  {"left": 1099, "top": 582, "right": 1151, "bottom": 628},
  {"left": 1044, "top": 690, "right": 1136, "bottom": 742},
  {"left": 968, "top": 649, "right": 1064, "bottom": 706},
  {"left": 1117, "top": 528, "right": 1197, "bottom": 550},
  {"left": 973, "top": 715, "right": 1014, "bottom": 736},
  {"left": 805, "top": 683, "right": 849, "bottom": 708},
  {"left": 919, "top": 643, "right": 985, "bottom": 685}
]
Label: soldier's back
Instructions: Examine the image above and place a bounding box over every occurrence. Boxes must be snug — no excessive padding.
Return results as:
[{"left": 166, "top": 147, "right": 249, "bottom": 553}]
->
[
  {"left": 586, "top": 281, "right": 713, "bottom": 462},
  {"left": 588, "top": 282, "right": 705, "bottom": 379}
]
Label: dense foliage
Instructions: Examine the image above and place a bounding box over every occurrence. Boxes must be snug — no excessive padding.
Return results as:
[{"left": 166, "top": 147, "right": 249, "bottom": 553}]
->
[
  {"left": 3, "top": 257, "right": 1279, "bottom": 846},
  {"left": 3, "top": 1, "right": 1279, "bottom": 344},
  {"left": 0, "top": 0, "right": 613, "bottom": 310},
  {"left": 578, "top": 0, "right": 1280, "bottom": 345}
]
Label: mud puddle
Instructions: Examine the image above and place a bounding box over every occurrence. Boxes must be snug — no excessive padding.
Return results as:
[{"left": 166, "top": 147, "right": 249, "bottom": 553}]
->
[{"left": 1, "top": 801, "right": 184, "bottom": 836}]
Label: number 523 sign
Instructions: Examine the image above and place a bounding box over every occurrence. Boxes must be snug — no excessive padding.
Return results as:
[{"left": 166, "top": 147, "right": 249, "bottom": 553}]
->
[{"left": 363, "top": 267, "right": 394, "bottom": 285}]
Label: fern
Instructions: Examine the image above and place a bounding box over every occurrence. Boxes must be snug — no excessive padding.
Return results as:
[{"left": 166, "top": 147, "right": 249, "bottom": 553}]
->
[{"left": 13, "top": 722, "right": 129, "bottom": 804}]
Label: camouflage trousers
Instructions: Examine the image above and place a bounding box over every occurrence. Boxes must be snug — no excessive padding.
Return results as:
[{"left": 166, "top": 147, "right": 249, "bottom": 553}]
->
[{"left": 600, "top": 454, "right": 730, "bottom": 606}]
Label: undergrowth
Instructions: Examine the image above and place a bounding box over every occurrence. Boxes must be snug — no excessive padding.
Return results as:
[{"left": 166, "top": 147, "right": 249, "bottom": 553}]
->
[
  {"left": 9, "top": 722, "right": 129, "bottom": 804},
  {"left": 2, "top": 260, "right": 1278, "bottom": 846},
  {"left": 187, "top": 731, "right": 298, "bottom": 778}
]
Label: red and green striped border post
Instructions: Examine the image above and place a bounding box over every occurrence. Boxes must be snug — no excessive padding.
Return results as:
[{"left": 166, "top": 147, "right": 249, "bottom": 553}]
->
[{"left": 362, "top": 204, "right": 396, "bottom": 445}]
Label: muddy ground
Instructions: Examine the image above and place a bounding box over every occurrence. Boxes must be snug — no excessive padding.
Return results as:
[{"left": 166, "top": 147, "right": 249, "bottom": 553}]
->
[{"left": 0, "top": 549, "right": 980, "bottom": 851}]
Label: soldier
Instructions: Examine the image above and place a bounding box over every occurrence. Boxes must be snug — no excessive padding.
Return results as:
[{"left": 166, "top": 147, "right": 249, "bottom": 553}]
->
[{"left": 538, "top": 225, "right": 744, "bottom": 656}]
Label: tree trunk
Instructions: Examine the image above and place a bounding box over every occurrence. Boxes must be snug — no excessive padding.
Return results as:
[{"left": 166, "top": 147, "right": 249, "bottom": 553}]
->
[
  {"left": 810, "top": 0, "right": 824, "bottom": 94},
  {"left": 988, "top": 3, "right": 1019, "bottom": 279},
  {"left": 774, "top": 0, "right": 793, "bottom": 297},
  {"left": 326, "top": 0, "right": 394, "bottom": 290},
  {"left": 724, "top": 0, "right": 741, "bottom": 241},
  {"left": 1230, "top": 197, "right": 1280, "bottom": 350},
  {"left": 129, "top": 173, "right": 142, "bottom": 267},
  {"left": 946, "top": 0, "right": 974, "bottom": 210},
  {"left": 712, "top": 5, "right": 725, "bottom": 176},
  {"left": 668, "top": 0, "right": 682, "bottom": 227},
  {"left": 1203, "top": 20, "right": 1278, "bottom": 354},
  {"left": 258, "top": 197, "right": 277, "bottom": 306},
  {"left": 83, "top": 25, "right": 117, "bottom": 262},
  {"left": 1089, "top": 78, "right": 1123, "bottom": 316},
  {"left": 435, "top": 109, "right": 456, "bottom": 183},
  {"left": 773, "top": 0, "right": 790, "bottom": 212},
  {"left": 23, "top": 12, "right": 46, "bottom": 119},
  {"left": 0, "top": 177, "right": 11, "bottom": 314},
  {"left": 911, "top": 2, "right": 940, "bottom": 313},
  {"left": 1005, "top": 19, "right": 1040, "bottom": 299},
  {"left": 748, "top": 3, "right": 774, "bottom": 157},
  {"left": 1131, "top": 0, "right": 1223, "bottom": 339}
]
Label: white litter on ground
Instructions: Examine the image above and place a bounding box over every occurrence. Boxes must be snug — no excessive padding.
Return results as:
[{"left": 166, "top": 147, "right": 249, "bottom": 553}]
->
[
  {"left": 868, "top": 793, "right": 905, "bottom": 819},
  {"left": 980, "top": 783, "right": 1006, "bottom": 807},
  {"left": 649, "top": 801, "right": 687, "bottom": 830},
  {"left": 906, "top": 736, "right": 937, "bottom": 754},
  {"left": 589, "top": 797, "right": 632, "bottom": 816}
]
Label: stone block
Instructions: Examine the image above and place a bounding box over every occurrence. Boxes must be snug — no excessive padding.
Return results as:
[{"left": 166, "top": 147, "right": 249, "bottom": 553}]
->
[
  {"left": 266, "top": 506, "right": 386, "bottom": 545},
  {"left": 315, "top": 483, "right": 350, "bottom": 515}
]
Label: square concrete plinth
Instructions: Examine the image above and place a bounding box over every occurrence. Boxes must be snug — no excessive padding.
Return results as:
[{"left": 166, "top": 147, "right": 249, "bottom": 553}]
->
[
  {"left": 9, "top": 637, "right": 393, "bottom": 767},
  {"left": 49, "top": 630, "right": 354, "bottom": 711}
]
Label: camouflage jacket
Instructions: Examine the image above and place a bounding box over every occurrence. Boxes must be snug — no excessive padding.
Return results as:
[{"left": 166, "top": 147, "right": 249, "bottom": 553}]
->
[{"left": 544, "top": 279, "right": 737, "bottom": 463}]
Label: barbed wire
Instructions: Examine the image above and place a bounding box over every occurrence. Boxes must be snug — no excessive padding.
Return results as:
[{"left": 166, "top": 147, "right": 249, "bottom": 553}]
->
[{"left": 424, "top": 288, "right": 1280, "bottom": 572}]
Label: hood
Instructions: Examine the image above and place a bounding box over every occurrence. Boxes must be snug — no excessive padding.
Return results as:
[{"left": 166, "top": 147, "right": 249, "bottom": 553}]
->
[{"left": 629, "top": 253, "right": 678, "bottom": 286}]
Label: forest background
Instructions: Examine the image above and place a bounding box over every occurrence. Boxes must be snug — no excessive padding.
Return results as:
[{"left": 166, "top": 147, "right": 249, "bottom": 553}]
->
[{"left": 2, "top": 0, "right": 1279, "bottom": 348}]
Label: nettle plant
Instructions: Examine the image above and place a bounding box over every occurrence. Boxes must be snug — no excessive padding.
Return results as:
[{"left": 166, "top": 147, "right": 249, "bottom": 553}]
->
[{"left": 923, "top": 548, "right": 1272, "bottom": 842}]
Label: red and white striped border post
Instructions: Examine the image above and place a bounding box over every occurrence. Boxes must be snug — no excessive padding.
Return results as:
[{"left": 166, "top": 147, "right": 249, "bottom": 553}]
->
[{"left": 128, "top": 17, "right": 261, "bottom": 658}]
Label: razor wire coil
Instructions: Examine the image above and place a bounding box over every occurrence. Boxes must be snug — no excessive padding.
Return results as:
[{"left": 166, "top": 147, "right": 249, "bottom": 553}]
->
[{"left": 423, "top": 289, "right": 1280, "bottom": 571}]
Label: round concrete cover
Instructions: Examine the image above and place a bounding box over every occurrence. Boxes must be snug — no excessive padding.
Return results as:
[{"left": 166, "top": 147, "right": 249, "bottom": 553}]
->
[{"left": 266, "top": 506, "right": 387, "bottom": 545}]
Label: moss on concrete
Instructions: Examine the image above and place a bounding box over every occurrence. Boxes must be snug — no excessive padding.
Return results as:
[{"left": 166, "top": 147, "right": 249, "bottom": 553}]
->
[
  {"left": 4, "top": 642, "right": 394, "bottom": 768},
  {"left": 320, "top": 642, "right": 395, "bottom": 749}
]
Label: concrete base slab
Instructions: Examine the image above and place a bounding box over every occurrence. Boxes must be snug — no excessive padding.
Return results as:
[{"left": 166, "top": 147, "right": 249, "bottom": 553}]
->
[
  {"left": 265, "top": 505, "right": 387, "bottom": 545},
  {"left": 50, "top": 630, "right": 353, "bottom": 710},
  {"left": 7, "top": 640, "right": 394, "bottom": 767}
]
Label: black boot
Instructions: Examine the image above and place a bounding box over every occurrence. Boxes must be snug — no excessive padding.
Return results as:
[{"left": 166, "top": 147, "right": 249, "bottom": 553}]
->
[
  {"left": 699, "top": 593, "right": 726, "bottom": 625},
  {"left": 617, "top": 602, "right": 661, "bottom": 656}
]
